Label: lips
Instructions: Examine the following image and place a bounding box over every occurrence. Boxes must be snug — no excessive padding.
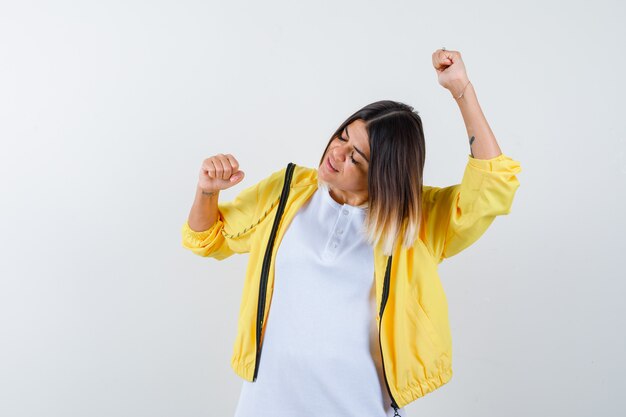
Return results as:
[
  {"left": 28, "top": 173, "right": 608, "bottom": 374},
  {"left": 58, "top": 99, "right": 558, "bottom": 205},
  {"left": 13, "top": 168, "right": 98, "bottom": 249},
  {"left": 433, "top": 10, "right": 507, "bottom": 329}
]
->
[{"left": 326, "top": 156, "right": 338, "bottom": 172}]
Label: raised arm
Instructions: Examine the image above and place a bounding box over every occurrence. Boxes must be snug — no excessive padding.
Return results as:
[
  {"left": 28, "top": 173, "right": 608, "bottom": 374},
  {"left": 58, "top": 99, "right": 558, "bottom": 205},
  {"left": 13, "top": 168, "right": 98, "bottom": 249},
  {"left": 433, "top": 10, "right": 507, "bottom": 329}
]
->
[
  {"left": 432, "top": 48, "right": 502, "bottom": 160},
  {"left": 181, "top": 159, "right": 289, "bottom": 260},
  {"left": 420, "top": 49, "right": 522, "bottom": 263},
  {"left": 187, "top": 153, "right": 244, "bottom": 232}
]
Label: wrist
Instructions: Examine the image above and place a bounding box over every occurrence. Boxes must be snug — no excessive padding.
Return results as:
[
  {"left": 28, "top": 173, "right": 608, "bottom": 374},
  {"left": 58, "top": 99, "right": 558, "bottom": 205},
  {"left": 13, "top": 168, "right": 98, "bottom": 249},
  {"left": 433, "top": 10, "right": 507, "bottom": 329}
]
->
[
  {"left": 448, "top": 78, "right": 471, "bottom": 99},
  {"left": 197, "top": 185, "right": 219, "bottom": 197}
]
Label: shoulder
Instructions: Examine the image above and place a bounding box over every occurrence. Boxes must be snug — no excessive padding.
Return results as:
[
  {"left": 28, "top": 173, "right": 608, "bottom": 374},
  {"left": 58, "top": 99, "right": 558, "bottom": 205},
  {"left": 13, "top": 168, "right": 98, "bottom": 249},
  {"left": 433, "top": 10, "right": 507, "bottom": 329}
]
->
[
  {"left": 292, "top": 164, "right": 318, "bottom": 188},
  {"left": 256, "top": 163, "right": 318, "bottom": 200},
  {"left": 422, "top": 184, "right": 460, "bottom": 204}
]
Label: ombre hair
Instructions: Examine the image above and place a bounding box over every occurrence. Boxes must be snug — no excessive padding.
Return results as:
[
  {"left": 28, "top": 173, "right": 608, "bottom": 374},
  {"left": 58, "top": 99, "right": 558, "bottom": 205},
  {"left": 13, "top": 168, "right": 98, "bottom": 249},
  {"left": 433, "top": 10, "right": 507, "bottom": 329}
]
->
[{"left": 317, "top": 100, "right": 426, "bottom": 256}]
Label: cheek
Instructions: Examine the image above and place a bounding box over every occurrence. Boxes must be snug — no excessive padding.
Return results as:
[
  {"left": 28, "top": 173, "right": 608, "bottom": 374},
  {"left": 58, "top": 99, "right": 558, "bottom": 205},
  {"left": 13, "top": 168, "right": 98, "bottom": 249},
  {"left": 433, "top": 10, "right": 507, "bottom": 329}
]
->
[
  {"left": 360, "top": 169, "right": 369, "bottom": 184},
  {"left": 350, "top": 167, "right": 367, "bottom": 182}
]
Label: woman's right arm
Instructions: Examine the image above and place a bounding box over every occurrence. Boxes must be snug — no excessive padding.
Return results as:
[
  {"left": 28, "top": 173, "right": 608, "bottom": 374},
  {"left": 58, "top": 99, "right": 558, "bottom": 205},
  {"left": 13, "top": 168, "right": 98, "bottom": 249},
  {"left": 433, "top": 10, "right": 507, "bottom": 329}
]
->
[
  {"left": 181, "top": 153, "right": 249, "bottom": 260},
  {"left": 187, "top": 186, "right": 221, "bottom": 232},
  {"left": 181, "top": 155, "right": 289, "bottom": 259},
  {"left": 186, "top": 153, "right": 245, "bottom": 232}
]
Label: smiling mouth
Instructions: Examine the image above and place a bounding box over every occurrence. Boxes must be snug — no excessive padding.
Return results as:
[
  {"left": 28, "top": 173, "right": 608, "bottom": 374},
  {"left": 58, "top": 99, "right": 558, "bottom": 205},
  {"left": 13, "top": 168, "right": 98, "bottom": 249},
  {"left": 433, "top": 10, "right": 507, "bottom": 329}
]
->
[{"left": 327, "top": 157, "right": 338, "bottom": 172}]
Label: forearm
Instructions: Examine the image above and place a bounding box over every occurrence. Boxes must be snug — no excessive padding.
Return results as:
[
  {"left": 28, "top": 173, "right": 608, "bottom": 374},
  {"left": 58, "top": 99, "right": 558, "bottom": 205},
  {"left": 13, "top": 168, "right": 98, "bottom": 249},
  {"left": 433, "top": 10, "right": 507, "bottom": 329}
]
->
[
  {"left": 450, "top": 80, "right": 502, "bottom": 160},
  {"left": 187, "top": 185, "right": 220, "bottom": 232}
]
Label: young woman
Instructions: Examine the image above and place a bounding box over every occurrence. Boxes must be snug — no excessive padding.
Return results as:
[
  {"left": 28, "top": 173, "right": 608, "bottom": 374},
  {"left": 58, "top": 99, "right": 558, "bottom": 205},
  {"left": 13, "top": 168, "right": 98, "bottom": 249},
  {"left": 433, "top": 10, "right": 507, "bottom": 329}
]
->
[{"left": 182, "top": 48, "right": 522, "bottom": 417}]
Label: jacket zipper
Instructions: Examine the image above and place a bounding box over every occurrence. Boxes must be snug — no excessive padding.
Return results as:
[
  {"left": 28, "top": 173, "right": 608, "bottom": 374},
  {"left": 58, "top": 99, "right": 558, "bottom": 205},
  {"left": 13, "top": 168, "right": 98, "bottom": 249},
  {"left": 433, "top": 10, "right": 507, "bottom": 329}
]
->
[
  {"left": 249, "top": 163, "right": 401, "bottom": 415},
  {"left": 253, "top": 163, "right": 295, "bottom": 382},
  {"left": 379, "top": 255, "right": 402, "bottom": 416}
]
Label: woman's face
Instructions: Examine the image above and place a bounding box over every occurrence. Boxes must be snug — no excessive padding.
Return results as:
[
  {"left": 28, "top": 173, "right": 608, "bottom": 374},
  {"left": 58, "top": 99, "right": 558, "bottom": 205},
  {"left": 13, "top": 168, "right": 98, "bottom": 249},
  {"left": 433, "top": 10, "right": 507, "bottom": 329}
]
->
[{"left": 318, "top": 119, "right": 370, "bottom": 206}]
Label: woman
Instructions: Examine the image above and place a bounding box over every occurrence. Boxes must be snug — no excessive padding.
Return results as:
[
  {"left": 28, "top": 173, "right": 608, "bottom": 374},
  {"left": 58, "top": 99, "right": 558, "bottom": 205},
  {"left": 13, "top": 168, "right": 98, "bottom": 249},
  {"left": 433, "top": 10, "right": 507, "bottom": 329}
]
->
[{"left": 181, "top": 49, "right": 522, "bottom": 417}]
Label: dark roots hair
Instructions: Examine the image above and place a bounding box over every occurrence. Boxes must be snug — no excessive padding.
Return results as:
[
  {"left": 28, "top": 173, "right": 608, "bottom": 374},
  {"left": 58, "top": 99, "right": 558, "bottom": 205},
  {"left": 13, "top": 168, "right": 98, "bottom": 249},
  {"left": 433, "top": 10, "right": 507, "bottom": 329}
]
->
[{"left": 317, "top": 100, "right": 426, "bottom": 255}]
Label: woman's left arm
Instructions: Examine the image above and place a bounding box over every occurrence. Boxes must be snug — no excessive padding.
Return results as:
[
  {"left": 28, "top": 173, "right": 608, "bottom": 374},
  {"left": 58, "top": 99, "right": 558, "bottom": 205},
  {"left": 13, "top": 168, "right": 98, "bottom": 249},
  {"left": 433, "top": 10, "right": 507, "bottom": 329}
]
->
[
  {"left": 420, "top": 49, "right": 522, "bottom": 263},
  {"left": 432, "top": 48, "right": 502, "bottom": 160}
]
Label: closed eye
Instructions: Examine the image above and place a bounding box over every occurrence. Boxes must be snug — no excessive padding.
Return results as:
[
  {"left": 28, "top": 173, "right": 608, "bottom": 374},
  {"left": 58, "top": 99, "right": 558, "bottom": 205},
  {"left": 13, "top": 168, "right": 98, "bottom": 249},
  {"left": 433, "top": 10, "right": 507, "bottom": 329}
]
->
[{"left": 338, "top": 137, "right": 359, "bottom": 165}]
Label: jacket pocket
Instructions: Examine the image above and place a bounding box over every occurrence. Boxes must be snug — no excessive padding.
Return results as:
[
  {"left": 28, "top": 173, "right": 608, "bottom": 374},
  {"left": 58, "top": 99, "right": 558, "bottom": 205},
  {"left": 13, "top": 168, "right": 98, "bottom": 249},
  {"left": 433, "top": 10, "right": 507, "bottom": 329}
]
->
[{"left": 408, "top": 297, "right": 442, "bottom": 351}]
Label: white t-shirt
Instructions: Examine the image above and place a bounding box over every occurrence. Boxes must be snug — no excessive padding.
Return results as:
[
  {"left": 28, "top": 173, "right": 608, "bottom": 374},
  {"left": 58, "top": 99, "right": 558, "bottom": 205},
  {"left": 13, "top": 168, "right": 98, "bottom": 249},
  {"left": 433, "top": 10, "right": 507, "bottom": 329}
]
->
[{"left": 233, "top": 183, "right": 405, "bottom": 417}]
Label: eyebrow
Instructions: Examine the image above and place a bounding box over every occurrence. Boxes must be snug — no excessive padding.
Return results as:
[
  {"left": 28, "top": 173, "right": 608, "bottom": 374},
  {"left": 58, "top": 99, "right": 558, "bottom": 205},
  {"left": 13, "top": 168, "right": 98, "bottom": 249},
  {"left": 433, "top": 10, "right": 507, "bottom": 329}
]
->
[{"left": 345, "top": 126, "right": 370, "bottom": 163}]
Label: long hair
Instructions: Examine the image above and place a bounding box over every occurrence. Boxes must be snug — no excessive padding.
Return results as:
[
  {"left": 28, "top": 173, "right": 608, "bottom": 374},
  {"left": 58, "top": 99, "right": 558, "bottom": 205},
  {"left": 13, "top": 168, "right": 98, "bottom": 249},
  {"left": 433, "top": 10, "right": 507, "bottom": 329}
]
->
[{"left": 317, "top": 100, "right": 426, "bottom": 256}]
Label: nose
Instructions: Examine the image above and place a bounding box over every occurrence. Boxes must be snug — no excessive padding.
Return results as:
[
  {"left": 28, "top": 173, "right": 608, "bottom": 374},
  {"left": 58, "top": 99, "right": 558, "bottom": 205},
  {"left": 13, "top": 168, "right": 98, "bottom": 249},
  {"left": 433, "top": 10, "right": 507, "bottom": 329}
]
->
[{"left": 331, "top": 143, "right": 349, "bottom": 162}]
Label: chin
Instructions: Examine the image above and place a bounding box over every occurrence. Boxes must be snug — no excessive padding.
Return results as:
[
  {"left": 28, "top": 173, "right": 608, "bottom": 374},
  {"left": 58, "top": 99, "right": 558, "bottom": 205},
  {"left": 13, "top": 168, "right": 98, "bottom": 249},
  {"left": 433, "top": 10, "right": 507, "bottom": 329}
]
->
[
  {"left": 318, "top": 163, "right": 327, "bottom": 178},
  {"left": 317, "top": 172, "right": 330, "bottom": 188}
]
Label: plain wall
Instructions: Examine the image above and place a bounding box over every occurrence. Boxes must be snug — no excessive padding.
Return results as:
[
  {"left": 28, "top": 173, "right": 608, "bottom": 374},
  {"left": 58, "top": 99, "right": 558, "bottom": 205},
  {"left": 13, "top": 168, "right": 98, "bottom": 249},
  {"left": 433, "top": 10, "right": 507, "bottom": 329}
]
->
[{"left": 1, "top": 0, "right": 625, "bottom": 416}]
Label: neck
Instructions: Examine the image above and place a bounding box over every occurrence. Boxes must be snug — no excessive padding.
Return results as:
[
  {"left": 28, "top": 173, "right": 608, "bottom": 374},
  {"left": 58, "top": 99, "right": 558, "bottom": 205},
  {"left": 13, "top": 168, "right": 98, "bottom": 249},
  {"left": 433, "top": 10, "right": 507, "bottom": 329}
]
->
[{"left": 328, "top": 186, "right": 367, "bottom": 206}]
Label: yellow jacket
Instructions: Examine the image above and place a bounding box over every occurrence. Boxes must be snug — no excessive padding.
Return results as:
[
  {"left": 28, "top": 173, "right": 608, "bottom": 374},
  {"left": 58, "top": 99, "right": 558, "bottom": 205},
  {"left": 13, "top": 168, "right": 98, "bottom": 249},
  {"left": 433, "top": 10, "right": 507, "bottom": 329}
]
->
[{"left": 181, "top": 153, "right": 522, "bottom": 409}]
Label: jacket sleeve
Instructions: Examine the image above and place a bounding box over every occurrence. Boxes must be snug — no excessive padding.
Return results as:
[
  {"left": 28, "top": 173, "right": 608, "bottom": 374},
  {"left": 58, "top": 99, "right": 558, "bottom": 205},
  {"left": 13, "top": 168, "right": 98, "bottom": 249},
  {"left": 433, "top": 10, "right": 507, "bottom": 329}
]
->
[
  {"left": 180, "top": 166, "right": 288, "bottom": 260},
  {"left": 422, "top": 153, "right": 522, "bottom": 263}
]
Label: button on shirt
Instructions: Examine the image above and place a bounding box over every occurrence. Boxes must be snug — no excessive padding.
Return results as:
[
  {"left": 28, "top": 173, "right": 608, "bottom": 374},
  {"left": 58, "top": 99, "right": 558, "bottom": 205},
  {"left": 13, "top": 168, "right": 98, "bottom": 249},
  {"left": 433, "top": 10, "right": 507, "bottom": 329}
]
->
[{"left": 233, "top": 183, "right": 405, "bottom": 417}]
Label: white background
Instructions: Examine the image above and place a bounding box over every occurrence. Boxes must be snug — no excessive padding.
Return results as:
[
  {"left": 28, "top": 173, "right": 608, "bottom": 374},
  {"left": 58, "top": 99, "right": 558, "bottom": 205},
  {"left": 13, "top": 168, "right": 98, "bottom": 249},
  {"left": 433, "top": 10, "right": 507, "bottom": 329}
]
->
[{"left": 1, "top": 0, "right": 624, "bottom": 416}]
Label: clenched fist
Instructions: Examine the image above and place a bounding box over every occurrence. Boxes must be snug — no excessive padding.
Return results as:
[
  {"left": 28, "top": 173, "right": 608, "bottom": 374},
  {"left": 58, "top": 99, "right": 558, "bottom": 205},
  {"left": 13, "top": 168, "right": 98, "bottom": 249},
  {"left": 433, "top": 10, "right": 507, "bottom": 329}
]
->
[
  {"left": 432, "top": 48, "right": 470, "bottom": 98},
  {"left": 198, "top": 153, "right": 245, "bottom": 193}
]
